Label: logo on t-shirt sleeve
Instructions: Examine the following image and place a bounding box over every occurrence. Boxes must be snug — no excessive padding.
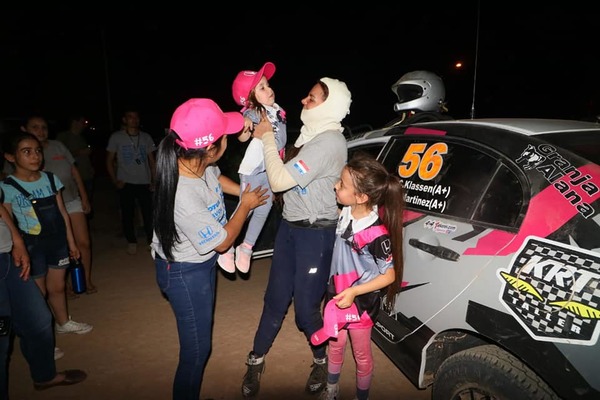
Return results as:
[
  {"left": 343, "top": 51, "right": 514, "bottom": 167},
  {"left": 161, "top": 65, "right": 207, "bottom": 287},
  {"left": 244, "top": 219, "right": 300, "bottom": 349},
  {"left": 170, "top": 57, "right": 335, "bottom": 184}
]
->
[{"left": 293, "top": 160, "right": 310, "bottom": 175}]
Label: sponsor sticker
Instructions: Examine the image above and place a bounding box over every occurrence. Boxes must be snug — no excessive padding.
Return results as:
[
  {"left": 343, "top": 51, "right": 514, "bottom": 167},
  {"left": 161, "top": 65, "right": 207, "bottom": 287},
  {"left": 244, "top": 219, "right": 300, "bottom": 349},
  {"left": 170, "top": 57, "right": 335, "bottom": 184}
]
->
[
  {"left": 515, "top": 144, "right": 599, "bottom": 219},
  {"left": 498, "top": 236, "right": 600, "bottom": 345},
  {"left": 424, "top": 219, "right": 457, "bottom": 234}
]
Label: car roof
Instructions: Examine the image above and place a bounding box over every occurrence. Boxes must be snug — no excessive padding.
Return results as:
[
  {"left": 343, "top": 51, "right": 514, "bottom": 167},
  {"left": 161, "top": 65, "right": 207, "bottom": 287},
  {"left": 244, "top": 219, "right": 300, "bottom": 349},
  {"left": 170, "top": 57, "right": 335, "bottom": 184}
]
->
[
  {"left": 413, "top": 118, "right": 600, "bottom": 136},
  {"left": 347, "top": 118, "right": 600, "bottom": 144}
]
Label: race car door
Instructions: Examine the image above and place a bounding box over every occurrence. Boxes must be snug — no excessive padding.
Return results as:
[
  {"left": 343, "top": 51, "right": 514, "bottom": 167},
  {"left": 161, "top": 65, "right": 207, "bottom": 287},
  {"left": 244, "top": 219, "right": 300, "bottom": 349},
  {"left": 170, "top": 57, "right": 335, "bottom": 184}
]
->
[{"left": 378, "top": 133, "right": 527, "bottom": 334}]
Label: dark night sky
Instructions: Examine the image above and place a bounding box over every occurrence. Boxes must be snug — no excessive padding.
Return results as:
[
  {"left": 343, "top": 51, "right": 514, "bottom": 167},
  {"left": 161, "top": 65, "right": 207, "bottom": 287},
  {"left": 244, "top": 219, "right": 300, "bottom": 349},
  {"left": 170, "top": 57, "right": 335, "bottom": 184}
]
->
[{"left": 1, "top": 5, "right": 599, "bottom": 142}]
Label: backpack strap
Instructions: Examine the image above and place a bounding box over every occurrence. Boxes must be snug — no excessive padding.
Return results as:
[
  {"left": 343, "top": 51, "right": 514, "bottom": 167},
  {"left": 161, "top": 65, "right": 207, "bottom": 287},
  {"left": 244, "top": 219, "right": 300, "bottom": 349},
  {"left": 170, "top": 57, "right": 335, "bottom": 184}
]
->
[
  {"left": 42, "top": 171, "right": 58, "bottom": 194},
  {"left": 3, "top": 171, "right": 58, "bottom": 200},
  {"left": 3, "top": 177, "right": 32, "bottom": 200}
]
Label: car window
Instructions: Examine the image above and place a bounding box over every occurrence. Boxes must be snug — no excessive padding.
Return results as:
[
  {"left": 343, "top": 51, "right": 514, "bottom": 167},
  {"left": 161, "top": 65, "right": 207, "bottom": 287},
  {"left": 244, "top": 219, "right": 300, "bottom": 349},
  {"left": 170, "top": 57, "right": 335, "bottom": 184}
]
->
[
  {"left": 348, "top": 142, "right": 386, "bottom": 160},
  {"left": 472, "top": 163, "right": 524, "bottom": 227},
  {"left": 381, "top": 137, "right": 526, "bottom": 230}
]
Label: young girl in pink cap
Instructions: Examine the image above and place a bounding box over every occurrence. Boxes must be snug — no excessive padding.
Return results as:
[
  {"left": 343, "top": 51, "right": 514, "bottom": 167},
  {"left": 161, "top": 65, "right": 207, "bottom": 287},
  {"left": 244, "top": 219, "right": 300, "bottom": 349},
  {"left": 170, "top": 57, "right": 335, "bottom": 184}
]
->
[{"left": 219, "top": 61, "right": 287, "bottom": 273}]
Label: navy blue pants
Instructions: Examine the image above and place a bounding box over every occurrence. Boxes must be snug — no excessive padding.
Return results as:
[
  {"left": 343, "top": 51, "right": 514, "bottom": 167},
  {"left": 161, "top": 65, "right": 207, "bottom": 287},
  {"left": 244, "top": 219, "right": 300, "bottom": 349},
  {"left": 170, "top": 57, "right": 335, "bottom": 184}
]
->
[{"left": 252, "top": 220, "right": 335, "bottom": 359}]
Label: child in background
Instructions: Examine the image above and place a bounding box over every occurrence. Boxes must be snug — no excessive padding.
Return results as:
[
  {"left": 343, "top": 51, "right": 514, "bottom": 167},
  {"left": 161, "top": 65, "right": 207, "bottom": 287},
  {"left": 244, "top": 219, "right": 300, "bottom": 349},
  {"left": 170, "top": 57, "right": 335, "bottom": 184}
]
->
[
  {"left": 316, "top": 154, "right": 405, "bottom": 400},
  {"left": 219, "top": 61, "right": 287, "bottom": 273},
  {"left": 23, "top": 115, "right": 96, "bottom": 295},
  {"left": 1, "top": 132, "right": 92, "bottom": 344}
]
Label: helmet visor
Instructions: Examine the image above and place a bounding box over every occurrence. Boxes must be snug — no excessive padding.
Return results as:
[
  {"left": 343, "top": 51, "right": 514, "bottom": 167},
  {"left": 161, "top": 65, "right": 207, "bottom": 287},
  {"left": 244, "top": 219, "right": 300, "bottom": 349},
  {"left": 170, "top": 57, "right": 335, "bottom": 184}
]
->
[{"left": 395, "top": 84, "right": 424, "bottom": 103}]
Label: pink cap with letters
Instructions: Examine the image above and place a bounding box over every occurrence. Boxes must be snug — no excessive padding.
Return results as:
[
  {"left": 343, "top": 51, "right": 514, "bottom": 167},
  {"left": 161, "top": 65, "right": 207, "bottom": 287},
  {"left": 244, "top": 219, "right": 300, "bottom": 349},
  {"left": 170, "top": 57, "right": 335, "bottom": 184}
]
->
[
  {"left": 310, "top": 299, "right": 361, "bottom": 346},
  {"left": 232, "top": 62, "right": 276, "bottom": 108},
  {"left": 170, "top": 98, "right": 244, "bottom": 149}
]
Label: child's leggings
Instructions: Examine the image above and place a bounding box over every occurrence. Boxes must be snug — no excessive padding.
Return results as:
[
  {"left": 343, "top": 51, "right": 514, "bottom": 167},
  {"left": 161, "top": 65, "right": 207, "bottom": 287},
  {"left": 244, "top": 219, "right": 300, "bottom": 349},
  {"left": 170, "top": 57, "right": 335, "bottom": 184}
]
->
[
  {"left": 240, "top": 171, "right": 273, "bottom": 246},
  {"left": 327, "top": 327, "right": 374, "bottom": 390}
]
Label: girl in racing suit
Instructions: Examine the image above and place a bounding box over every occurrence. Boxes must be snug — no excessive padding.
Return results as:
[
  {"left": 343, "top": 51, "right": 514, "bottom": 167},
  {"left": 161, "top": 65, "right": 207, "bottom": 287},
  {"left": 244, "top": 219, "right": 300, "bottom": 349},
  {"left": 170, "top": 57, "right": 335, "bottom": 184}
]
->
[{"left": 317, "top": 153, "right": 405, "bottom": 400}]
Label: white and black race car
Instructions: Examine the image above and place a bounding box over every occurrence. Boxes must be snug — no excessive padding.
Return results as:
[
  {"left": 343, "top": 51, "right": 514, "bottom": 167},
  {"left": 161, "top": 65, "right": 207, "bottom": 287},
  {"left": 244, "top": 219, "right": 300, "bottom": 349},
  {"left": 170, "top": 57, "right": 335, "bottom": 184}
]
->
[{"left": 347, "top": 118, "right": 600, "bottom": 400}]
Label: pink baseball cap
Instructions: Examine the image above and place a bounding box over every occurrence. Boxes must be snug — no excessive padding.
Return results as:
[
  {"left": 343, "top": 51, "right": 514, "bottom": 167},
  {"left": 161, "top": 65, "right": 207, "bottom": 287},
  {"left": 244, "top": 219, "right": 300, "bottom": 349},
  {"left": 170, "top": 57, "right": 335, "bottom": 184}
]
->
[
  {"left": 232, "top": 62, "right": 276, "bottom": 108},
  {"left": 170, "top": 98, "right": 244, "bottom": 149},
  {"left": 310, "top": 299, "right": 361, "bottom": 346}
]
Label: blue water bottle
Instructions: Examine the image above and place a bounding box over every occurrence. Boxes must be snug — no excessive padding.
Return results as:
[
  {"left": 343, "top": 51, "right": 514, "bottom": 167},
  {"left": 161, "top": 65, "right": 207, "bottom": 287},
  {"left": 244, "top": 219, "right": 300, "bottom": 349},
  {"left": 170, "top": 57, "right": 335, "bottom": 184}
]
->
[{"left": 70, "top": 259, "right": 87, "bottom": 294}]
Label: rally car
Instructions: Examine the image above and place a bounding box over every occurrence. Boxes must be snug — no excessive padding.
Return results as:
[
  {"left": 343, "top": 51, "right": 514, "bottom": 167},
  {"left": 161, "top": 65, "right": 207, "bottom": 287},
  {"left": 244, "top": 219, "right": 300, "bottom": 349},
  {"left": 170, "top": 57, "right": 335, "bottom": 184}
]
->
[{"left": 346, "top": 118, "right": 600, "bottom": 400}]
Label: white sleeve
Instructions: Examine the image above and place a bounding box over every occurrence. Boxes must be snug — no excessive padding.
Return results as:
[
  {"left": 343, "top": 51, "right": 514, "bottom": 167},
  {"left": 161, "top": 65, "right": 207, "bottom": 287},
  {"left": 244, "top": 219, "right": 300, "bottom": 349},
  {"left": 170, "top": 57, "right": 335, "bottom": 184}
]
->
[{"left": 262, "top": 131, "right": 296, "bottom": 192}]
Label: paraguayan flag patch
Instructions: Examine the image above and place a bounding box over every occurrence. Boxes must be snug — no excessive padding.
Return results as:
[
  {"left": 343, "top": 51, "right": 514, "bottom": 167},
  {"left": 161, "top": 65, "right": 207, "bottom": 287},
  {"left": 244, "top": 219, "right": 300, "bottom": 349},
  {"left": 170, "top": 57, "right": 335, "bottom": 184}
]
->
[{"left": 293, "top": 160, "right": 310, "bottom": 175}]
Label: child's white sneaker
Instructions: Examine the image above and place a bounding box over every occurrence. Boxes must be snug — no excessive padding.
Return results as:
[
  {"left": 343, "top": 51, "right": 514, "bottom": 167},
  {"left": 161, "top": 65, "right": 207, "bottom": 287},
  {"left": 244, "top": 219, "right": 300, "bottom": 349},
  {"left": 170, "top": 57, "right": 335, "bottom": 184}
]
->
[
  {"left": 56, "top": 318, "right": 93, "bottom": 335},
  {"left": 235, "top": 243, "right": 253, "bottom": 273},
  {"left": 217, "top": 248, "right": 236, "bottom": 273},
  {"left": 54, "top": 347, "right": 64, "bottom": 360}
]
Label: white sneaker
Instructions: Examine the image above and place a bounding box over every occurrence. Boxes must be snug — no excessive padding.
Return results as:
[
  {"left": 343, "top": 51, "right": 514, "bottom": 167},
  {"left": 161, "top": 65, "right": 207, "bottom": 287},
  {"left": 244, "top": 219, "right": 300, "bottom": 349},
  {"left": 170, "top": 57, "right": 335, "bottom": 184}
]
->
[
  {"left": 54, "top": 347, "right": 64, "bottom": 360},
  {"left": 56, "top": 318, "right": 93, "bottom": 335},
  {"left": 217, "top": 249, "right": 235, "bottom": 273},
  {"left": 235, "top": 243, "right": 253, "bottom": 273}
]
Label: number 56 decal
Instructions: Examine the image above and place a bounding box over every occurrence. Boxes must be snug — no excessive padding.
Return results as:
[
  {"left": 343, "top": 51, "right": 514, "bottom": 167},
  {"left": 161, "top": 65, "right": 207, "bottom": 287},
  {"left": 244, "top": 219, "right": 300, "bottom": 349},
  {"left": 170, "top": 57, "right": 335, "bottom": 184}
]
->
[{"left": 398, "top": 142, "right": 448, "bottom": 181}]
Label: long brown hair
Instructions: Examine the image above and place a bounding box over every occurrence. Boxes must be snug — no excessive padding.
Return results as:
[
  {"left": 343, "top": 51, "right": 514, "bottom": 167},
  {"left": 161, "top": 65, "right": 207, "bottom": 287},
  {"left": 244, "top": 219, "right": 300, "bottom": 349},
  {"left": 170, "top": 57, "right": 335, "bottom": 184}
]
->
[{"left": 346, "top": 153, "right": 405, "bottom": 311}]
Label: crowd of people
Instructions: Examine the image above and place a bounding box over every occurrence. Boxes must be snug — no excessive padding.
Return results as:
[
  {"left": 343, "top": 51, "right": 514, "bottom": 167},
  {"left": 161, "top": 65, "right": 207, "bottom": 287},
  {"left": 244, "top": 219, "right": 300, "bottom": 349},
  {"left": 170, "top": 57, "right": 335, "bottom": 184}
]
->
[{"left": 0, "top": 62, "right": 412, "bottom": 400}]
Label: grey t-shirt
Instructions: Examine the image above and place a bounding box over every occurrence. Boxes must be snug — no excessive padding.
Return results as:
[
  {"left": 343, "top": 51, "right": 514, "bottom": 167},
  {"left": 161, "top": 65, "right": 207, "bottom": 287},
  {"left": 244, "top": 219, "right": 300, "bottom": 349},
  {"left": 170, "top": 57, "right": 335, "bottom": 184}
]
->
[
  {"left": 151, "top": 165, "right": 228, "bottom": 263},
  {"left": 106, "top": 130, "right": 156, "bottom": 184},
  {"left": 283, "top": 130, "right": 347, "bottom": 223},
  {"left": 42, "top": 140, "right": 79, "bottom": 203}
]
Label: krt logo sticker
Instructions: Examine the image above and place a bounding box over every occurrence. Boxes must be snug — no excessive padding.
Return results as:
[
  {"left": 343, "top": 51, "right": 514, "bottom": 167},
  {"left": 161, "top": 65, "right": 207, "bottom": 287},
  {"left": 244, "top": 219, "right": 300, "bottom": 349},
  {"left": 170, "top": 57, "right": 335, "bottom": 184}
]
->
[{"left": 498, "top": 236, "right": 600, "bottom": 345}]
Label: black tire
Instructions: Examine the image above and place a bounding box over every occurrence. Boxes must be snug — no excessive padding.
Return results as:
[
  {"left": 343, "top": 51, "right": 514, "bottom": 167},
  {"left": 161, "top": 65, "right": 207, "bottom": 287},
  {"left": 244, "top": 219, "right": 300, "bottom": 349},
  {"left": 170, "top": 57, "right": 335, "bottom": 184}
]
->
[{"left": 432, "top": 345, "right": 560, "bottom": 400}]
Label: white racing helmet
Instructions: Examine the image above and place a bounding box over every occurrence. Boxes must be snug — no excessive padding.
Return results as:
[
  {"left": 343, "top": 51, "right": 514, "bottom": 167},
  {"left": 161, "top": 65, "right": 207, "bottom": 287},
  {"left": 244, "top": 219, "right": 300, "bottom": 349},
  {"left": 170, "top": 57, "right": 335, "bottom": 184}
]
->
[{"left": 391, "top": 70, "right": 446, "bottom": 113}]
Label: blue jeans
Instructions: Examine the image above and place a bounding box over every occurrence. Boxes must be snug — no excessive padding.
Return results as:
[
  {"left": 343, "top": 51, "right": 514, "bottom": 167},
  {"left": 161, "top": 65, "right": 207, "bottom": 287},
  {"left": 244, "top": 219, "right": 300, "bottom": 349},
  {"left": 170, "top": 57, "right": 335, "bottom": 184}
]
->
[
  {"left": 155, "top": 255, "right": 217, "bottom": 400},
  {"left": 0, "top": 252, "right": 56, "bottom": 397},
  {"left": 252, "top": 220, "right": 335, "bottom": 359}
]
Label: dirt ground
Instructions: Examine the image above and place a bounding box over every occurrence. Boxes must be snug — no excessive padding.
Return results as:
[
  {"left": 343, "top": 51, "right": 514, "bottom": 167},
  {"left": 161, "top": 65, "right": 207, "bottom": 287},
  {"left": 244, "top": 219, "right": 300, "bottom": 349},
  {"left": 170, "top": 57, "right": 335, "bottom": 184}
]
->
[{"left": 8, "top": 177, "right": 432, "bottom": 400}]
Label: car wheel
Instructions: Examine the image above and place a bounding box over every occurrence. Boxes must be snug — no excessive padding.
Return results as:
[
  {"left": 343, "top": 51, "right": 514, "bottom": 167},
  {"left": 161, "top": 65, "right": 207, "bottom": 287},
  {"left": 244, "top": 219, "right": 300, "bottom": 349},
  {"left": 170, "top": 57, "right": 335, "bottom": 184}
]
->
[{"left": 432, "top": 344, "right": 560, "bottom": 400}]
